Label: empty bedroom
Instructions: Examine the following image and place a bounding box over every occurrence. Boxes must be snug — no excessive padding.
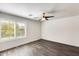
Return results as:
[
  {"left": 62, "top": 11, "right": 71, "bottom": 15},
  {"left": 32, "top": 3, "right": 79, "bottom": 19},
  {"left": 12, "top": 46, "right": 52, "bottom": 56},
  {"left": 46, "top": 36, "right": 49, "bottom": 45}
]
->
[{"left": 0, "top": 3, "right": 79, "bottom": 56}]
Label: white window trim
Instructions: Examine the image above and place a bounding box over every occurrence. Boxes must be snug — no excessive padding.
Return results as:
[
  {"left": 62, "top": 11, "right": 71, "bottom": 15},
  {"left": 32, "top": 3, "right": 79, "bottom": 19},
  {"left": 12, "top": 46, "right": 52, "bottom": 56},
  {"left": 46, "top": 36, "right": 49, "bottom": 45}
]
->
[{"left": 0, "top": 19, "right": 27, "bottom": 42}]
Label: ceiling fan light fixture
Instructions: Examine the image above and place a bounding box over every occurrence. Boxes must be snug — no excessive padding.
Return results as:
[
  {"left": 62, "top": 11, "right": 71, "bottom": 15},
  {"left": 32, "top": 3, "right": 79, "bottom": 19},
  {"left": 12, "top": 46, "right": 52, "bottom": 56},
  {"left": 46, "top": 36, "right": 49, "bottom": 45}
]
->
[{"left": 41, "top": 18, "right": 46, "bottom": 21}]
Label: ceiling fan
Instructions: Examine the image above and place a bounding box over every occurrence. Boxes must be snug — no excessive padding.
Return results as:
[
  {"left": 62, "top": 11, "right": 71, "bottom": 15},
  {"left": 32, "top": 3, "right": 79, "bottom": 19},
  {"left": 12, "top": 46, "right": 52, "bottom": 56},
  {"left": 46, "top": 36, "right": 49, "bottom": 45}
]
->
[{"left": 39, "top": 13, "right": 54, "bottom": 21}]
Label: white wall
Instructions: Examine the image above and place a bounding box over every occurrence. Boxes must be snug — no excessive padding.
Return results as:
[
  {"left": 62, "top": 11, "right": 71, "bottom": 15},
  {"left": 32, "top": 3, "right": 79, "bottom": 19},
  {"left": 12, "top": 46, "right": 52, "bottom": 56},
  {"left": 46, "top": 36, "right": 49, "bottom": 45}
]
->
[
  {"left": 0, "top": 12, "right": 41, "bottom": 51},
  {"left": 42, "top": 15, "right": 79, "bottom": 47}
]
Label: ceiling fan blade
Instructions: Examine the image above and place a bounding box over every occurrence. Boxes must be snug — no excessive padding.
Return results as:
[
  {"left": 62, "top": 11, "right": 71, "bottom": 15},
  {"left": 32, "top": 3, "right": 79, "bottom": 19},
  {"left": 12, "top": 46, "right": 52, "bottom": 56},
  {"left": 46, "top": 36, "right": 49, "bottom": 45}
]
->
[
  {"left": 45, "top": 18, "right": 48, "bottom": 20},
  {"left": 45, "top": 16, "right": 54, "bottom": 18}
]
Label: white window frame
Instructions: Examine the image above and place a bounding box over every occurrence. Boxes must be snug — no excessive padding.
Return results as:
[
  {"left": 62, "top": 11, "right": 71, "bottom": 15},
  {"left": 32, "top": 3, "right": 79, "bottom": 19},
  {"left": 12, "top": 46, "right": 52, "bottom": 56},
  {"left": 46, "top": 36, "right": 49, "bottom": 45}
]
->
[
  {"left": 0, "top": 19, "right": 27, "bottom": 42},
  {"left": 15, "top": 22, "right": 27, "bottom": 39}
]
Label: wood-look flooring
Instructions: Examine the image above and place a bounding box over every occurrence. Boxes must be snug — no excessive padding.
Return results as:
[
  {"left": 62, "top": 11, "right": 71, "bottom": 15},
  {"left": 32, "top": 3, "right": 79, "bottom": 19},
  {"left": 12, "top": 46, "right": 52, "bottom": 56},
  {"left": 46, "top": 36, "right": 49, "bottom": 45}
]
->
[{"left": 0, "top": 39, "right": 79, "bottom": 56}]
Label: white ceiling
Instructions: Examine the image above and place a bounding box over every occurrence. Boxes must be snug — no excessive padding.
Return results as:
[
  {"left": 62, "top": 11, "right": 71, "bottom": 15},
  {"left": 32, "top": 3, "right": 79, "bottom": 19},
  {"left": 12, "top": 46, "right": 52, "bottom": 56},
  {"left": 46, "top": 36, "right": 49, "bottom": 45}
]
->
[{"left": 0, "top": 3, "right": 79, "bottom": 20}]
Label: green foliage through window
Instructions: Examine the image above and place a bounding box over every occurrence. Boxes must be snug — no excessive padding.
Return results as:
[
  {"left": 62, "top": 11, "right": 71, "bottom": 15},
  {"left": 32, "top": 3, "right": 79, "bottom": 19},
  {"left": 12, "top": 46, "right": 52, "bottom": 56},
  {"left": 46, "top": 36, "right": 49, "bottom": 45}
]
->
[{"left": 0, "top": 21, "right": 26, "bottom": 40}]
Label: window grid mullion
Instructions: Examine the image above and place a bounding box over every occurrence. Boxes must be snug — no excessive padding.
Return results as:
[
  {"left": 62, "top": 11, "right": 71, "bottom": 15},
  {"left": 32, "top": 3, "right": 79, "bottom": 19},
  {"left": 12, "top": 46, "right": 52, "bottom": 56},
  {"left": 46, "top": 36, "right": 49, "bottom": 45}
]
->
[{"left": 14, "top": 22, "right": 16, "bottom": 39}]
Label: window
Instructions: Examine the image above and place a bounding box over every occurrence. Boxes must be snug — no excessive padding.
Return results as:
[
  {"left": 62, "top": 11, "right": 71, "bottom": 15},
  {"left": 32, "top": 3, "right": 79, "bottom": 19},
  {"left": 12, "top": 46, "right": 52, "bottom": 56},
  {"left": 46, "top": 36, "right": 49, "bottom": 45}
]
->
[
  {"left": 0, "top": 20, "right": 26, "bottom": 42},
  {"left": 16, "top": 23, "right": 25, "bottom": 37},
  {"left": 1, "top": 21, "right": 14, "bottom": 38}
]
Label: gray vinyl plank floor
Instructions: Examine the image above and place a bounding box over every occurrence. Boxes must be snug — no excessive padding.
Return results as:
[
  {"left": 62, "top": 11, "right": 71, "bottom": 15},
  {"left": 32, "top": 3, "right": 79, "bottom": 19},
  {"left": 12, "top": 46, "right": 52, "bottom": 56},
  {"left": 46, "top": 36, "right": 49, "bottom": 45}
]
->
[{"left": 0, "top": 39, "right": 79, "bottom": 56}]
